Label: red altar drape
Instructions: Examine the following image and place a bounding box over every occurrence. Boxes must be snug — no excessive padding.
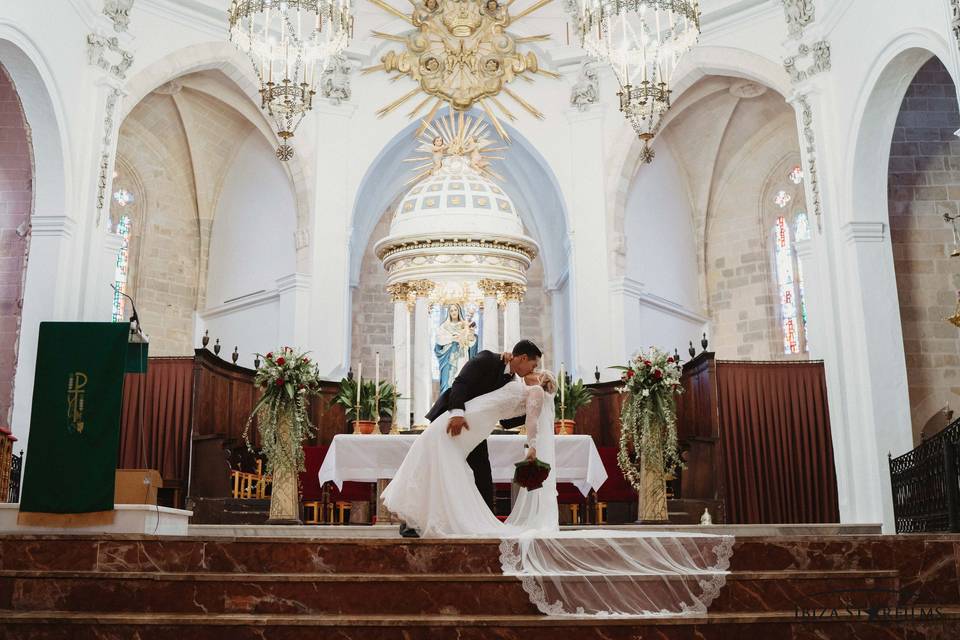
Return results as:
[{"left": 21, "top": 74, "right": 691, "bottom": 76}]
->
[
  {"left": 118, "top": 357, "right": 194, "bottom": 487},
  {"left": 716, "top": 360, "right": 839, "bottom": 524}
]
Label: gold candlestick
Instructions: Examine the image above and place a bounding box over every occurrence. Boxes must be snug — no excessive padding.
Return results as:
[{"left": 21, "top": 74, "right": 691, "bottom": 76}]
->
[{"left": 352, "top": 400, "right": 362, "bottom": 434}]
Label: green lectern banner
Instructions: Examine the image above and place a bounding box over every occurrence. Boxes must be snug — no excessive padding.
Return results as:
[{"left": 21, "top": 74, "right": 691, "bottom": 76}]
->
[{"left": 18, "top": 322, "right": 131, "bottom": 526}]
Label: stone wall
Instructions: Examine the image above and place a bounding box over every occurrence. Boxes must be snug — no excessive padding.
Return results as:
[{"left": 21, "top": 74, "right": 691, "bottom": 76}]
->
[
  {"left": 887, "top": 56, "right": 960, "bottom": 441},
  {"left": 0, "top": 64, "right": 32, "bottom": 426},
  {"left": 113, "top": 78, "right": 254, "bottom": 356},
  {"left": 704, "top": 126, "right": 808, "bottom": 360}
]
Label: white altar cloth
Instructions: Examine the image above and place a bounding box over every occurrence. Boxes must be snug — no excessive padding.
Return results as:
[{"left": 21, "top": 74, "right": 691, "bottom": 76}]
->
[{"left": 317, "top": 433, "right": 607, "bottom": 496}]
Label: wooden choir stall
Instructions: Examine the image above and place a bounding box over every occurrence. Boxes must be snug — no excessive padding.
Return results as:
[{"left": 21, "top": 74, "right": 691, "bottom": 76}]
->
[{"left": 116, "top": 349, "right": 840, "bottom": 526}]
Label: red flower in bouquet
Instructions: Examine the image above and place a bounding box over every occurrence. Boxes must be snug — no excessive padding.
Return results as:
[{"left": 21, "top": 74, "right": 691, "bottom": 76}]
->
[
  {"left": 266, "top": 352, "right": 273, "bottom": 359},
  {"left": 653, "top": 369, "right": 663, "bottom": 380},
  {"left": 276, "top": 378, "right": 284, "bottom": 386},
  {"left": 643, "top": 360, "right": 651, "bottom": 367},
  {"left": 276, "top": 357, "right": 286, "bottom": 366},
  {"left": 626, "top": 369, "right": 635, "bottom": 378},
  {"left": 514, "top": 458, "right": 551, "bottom": 490}
]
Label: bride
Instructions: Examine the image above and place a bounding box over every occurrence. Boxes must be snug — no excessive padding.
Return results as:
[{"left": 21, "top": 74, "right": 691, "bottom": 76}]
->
[
  {"left": 381, "top": 362, "right": 733, "bottom": 618},
  {"left": 381, "top": 369, "right": 558, "bottom": 537}
]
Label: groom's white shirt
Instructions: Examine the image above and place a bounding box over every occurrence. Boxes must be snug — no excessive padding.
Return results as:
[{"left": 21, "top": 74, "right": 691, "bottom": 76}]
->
[{"left": 449, "top": 363, "right": 513, "bottom": 419}]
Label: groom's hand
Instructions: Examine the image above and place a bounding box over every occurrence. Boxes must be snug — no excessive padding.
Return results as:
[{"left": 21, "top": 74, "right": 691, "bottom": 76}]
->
[{"left": 447, "top": 416, "right": 469, "bottom": 436}]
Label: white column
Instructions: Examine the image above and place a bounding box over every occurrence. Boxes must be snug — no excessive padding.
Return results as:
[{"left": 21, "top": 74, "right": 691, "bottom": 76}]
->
[
  {"left": 787, "top": 86, "right": 912, "bottom": 531},
  {"left": 305, "top": 103, "right": 357, "bottom": 378},
  {"left": 566, "top": 108, "right": 617, "bottom": 381},
  {"left": 479, "top": 280, "right": 500, "bottom": 352},
  {"left": 10, "top": 216, "right": 78, "bottom": 449},
  {"left": 502, "top": 285, "right": 523, "bottom": 352},
  {"left": 276, "top": 274, "right": 312, "bottom": 352},
  {"left": 411, "top": 280, "right": 434, "bottom": 426},
  {"left": 389, "top": 283, "right": 412, "bottom": 430}
]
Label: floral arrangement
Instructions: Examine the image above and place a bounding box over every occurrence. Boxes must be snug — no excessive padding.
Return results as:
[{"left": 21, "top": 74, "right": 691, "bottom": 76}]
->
[
  {"left": 332, "top": 377, "right": 396, "bottom": 422},
  {"left": 513, "top": 458, "right": 551, "bottom": 491},
  {"left": 554, "top": 377, "right": 593, "bottom": 420},
  {"left": 613, "top": 347, "right": 684, "bottom": 490},
  {"left": 243, "top": 347, "right": 323, "bottom": 475}
]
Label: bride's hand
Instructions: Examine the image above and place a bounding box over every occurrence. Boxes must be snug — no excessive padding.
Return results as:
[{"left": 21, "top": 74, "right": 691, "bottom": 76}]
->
[
  {"left": 525, "top": 447, "right": 537, "bottom": 462},
  {"left": 501, "top": 352, "right": 513, "bottom": 363}
]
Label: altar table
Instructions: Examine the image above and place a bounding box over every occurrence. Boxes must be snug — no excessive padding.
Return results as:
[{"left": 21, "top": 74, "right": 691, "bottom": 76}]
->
[{"left": 317, "top": 433, "right": 607, "bottom": 497}]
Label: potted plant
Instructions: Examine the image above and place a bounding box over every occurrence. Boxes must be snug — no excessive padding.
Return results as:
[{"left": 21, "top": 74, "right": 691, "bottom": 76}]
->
[
  {"left": 243, "top": 347, "right": 323, "bottom": 524},
  {"left": 554, "top": 377, "right": 593, "bottom": 435},
  {"left": 333, "top": 377, "right": 396, "bottom": 434},
  {"left": 612, "top": 348, "right": 684, "bottom": 524}
]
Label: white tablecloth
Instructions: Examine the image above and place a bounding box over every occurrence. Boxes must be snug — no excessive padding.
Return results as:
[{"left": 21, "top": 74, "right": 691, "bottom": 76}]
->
[{"left": 317, "top": 434, "right": 607, "bottom": 497}]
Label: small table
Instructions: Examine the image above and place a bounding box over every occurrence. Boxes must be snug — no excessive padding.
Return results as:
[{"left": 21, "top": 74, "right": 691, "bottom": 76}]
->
[{"left": 317, "top": 433, "right": 608, "bottom": 522}]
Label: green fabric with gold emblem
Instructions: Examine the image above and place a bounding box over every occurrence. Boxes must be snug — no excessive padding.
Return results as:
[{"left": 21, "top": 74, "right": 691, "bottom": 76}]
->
[{"left": 19, "top": 322, "right": 133, "bottom": 515}]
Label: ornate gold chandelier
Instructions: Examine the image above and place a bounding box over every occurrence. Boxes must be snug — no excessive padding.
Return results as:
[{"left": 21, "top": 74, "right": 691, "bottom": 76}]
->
[
  {"left": 228, "top": 0, "right": 353, "bottom": 160},
  {"left": 573, "top": 0, "right": 700, "bottom": 162}
]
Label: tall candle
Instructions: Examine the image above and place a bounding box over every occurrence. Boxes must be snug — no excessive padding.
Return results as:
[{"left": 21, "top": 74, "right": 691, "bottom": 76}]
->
[
  {"left": 356, "top": 362, "right": 362, "bottom": 405},
  {"left": 375, "top": 352, "right": 380, "bottom": 389},
  {"left": 374, "top": 352, "right": 380, "bottom": 412},
  {"left": 560, "top": 362, "right": 565, "bottom": 409}
]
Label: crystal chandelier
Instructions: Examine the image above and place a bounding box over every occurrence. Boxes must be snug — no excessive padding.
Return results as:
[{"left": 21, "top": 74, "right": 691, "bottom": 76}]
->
[
  {"left": 573, "top": 0, "right": 700, "bottom": 163},
  {"left": 229, "top": 0, "right": 353, "bottom": 160}
]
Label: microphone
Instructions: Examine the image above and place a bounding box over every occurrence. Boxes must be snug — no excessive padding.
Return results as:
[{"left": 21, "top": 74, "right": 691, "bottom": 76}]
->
[{"left": 111, "top": 284, "right": 145, "bottom": 340}]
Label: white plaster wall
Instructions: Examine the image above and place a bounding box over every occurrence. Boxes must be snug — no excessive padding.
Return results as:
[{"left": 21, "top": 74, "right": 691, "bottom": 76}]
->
[
  {"left": 624, "top": 143, "right": 700, "bottom": 311},
  {"left": 201, "top": 297, "right": 281, "bottom": 369},
  {"left": 206, "top": 132, "right": 296, "bottom": 307}
]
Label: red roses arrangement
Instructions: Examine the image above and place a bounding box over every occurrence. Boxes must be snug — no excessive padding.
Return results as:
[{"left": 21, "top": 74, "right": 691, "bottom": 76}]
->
[{"left": 514, "top": 458, "right": 552, "bottom": 491}]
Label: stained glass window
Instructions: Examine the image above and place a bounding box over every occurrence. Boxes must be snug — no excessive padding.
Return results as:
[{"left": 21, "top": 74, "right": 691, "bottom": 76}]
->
[
  {"left": 111, "top": 215, "right": 133, "bottom": 322},
  {"left": 113, "top": 188, "right": 134, "bottom": 207},
  {"left": 788, "top": 165, "right": 804, "bottom": 185},
  {"left": 774, "top": 190, "right": 792, "bottom": 208},
  {"left": 794, "top": 211, "right": 810, "bottom": 241},
  {"left": 774, "top": 216, "right": 802, "bottom": 354}
]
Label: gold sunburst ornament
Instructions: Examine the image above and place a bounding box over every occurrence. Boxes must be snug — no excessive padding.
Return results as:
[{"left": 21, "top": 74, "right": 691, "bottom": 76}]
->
[
  {"left": 404, "top": 111, "right": 506, "bottom": 184},
  {"left": 364, "top": 0, "right": 557, "bottom": 139}
]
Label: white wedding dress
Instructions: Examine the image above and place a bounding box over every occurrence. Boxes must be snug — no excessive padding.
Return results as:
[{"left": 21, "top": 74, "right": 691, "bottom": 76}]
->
[
  {"left": 381, "top": 377, "right": 555, "bottom": 537},
  {"left": 381, "top": 378, "right": 734, "bottom": 618}
]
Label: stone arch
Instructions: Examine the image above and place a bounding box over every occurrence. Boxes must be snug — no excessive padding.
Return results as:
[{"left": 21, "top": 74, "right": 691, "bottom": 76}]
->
[
  {"left": 122, "top": 42, "right": 312, "bottom": 252},
  {"left": 606, "top": 46, "right": 792, "bottom": 280},
  {"left": 847, "top": 30, "right": 956, "bottom": 227},
  {"left": 0, "top": 23, "right": 70, "bottom": 447},
  {"left": 347, "top": 109, "right": 573, "bottom": 370}
]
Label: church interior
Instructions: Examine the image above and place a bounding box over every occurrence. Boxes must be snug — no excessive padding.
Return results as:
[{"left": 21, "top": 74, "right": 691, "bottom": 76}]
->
[{"left": 2, "top": 0, "right": 960, "bottom": 637}]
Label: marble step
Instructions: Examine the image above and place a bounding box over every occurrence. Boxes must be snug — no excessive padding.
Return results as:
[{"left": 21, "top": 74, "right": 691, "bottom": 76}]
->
[
  {"left": 0, "top": 569, "right": 900, "bottom": 616},
  {"left": 2, "top": 609, "right": 960, "bottom": 640}
]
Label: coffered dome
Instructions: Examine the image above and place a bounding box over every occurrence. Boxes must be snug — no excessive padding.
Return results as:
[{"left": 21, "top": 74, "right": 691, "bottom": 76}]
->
[{"left": 375, "top": 154, "right": 538, "bottom": 288}]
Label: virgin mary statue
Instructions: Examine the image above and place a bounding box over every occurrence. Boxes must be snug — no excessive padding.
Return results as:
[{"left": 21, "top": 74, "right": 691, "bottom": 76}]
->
[{"left": 434, "top": 304, "right": 479, "bottom": 393}]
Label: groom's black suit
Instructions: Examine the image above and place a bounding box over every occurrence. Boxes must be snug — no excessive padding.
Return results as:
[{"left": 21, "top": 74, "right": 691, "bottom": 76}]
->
[{"left": 425, "top": 349, "right": 525, "bottom": 510}]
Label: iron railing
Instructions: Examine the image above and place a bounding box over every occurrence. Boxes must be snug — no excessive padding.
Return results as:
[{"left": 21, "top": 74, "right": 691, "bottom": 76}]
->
[
  {"left": 8, "top": 451, "right": 22, "bottom": 503},
  {"left": 889, "top": 419, "right": 960, "bottom": 533}
]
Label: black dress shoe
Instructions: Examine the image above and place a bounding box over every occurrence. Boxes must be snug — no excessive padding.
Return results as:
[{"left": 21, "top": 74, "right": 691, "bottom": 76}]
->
[{"left": 399, "top": 523, "right": 420, "bottom": 538}]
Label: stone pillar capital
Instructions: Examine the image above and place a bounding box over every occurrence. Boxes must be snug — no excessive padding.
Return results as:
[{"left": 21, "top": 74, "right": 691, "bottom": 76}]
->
[
  {"left": 408, "top": 279, "right": 436, "bottom": 298},
  {"left": 501, "top": 282, "right": 526, "bottom": 303}
]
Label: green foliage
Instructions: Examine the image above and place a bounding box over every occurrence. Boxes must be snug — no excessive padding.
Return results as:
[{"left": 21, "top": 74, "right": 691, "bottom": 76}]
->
[
  {"left": 554, "top": 378, "right": 594, "bottom": 420},
  {"left": 332, "top": 377, "right": 397, "bottom": 421},
  {"left": 243, "top": 347, "right": 323, "bottom": 475},
  {"left": 615, "top": 347, "right": 684, "bottom": 490}
]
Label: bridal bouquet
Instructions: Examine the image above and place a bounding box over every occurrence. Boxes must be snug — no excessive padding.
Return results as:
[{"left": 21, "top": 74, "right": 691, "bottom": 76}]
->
[
  {"left": 514, "top": 458, "right": 551, "bottom": 491},
  {"left": 243, "top": 346, "right": 322, "bottom": 475},
  {"left": 613, "top": 347, "right": 684, "bottom": 490}
]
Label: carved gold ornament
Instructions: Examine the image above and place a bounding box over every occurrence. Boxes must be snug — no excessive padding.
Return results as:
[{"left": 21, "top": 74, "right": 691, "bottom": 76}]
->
[{"left": 364, "top": 0, "right": 557, "bottom": 138}]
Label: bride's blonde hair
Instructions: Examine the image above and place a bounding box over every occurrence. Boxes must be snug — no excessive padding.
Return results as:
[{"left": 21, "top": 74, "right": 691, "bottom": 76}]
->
[{"left": 538, "top": 370, "right": 558, "bottom": 394}]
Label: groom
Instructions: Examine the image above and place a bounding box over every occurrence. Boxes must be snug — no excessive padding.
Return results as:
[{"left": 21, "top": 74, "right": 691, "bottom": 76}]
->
[{"left": 399, "top": 339, "right": 542, "bottom": 537}]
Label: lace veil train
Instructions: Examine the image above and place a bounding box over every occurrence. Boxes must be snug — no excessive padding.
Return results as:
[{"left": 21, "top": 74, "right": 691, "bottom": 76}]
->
[{"left": 498, "top": 388, "right": 734, "bottom": 617}]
